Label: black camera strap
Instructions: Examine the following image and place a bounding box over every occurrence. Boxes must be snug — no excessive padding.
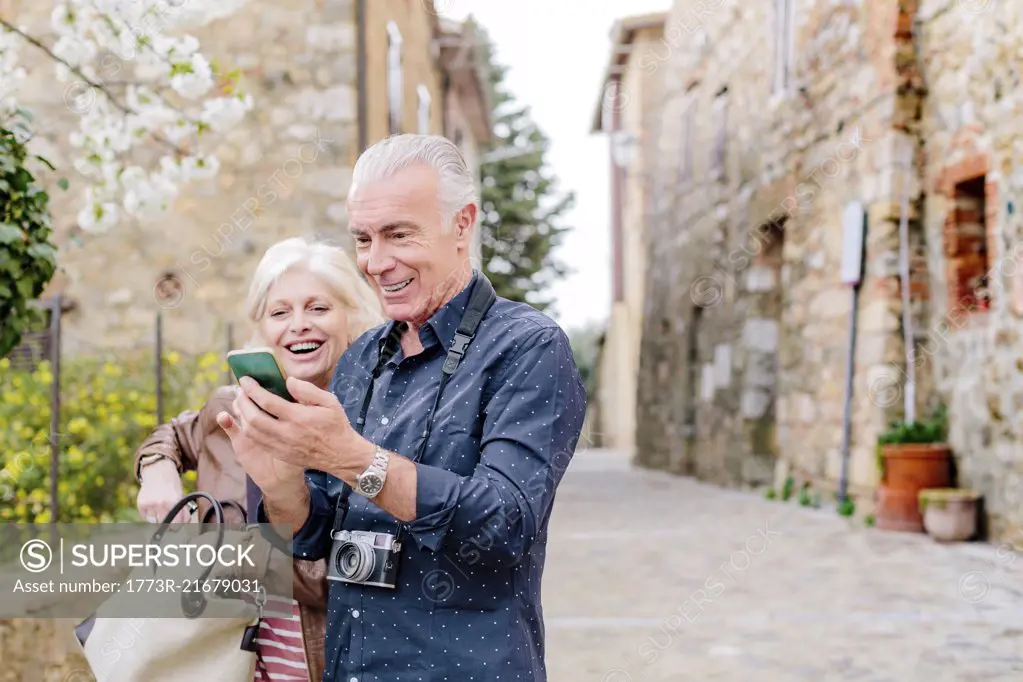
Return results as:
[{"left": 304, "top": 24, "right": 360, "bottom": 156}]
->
[{"left": 330, "top": 272, "right": 497, "bottom": 534}]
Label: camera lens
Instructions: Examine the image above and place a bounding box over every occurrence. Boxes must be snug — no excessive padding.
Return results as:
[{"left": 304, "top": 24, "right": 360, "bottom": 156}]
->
[{"left": 336, "top": 541, "right": 376, "bottom": 583}]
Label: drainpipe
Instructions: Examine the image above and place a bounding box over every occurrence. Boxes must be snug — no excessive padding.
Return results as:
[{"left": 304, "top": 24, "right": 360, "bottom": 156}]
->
[
  {"left": 356, "top": 0, "right": 368, "bottom": 154},
  {"left": 838, "top": 203, "right": 867, "bottom": 504},
  {"left": 897, "top": 141, "right": 917, "bottom": 424}
]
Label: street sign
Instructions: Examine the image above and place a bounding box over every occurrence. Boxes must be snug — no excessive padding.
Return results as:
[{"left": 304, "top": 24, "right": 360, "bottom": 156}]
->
[{"left": 840, "top": 200, "right": 866, "bottom": 286}]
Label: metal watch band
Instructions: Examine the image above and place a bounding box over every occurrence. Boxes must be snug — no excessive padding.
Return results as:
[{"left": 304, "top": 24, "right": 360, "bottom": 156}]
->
[{"left": 357, "top": 445, "right": 389, "bottom": 497}]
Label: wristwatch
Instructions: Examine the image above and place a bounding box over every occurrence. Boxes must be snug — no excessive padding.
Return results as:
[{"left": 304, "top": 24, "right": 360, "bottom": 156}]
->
[{"left": 355, "top": 445, "right": 389, "bottom": 498}]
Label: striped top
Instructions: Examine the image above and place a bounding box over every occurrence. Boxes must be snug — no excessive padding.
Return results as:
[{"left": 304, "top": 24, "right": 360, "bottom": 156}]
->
[{"left": 254, "top": 598, "right": 309, "bottom": 681}]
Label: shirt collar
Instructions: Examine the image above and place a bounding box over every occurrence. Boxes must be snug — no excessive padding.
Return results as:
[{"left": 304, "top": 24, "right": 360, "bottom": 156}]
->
[{"left": 377, "top": 269, "right": 480, "bottom": 357}]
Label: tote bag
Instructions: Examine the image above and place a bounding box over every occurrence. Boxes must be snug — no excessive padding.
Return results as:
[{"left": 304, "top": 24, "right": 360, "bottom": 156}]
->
[{"left": 73, "top": 492, "right": 272, "bottom": 682}]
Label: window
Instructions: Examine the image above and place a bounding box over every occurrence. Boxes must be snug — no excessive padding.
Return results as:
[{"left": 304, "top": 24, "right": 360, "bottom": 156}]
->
[
  {"left": 386, "top": 21, "right": 404, "bottom": 135},
  {"left": 712, "top": 87, "right": 729, "bottom": 181},
  {"left": 773, "top": 0, "right": 795, "bottom": 94},
  {"left": 947, "top": 176, "right": 990, "bottom": 311},
  {"left": 416, "top": 84, "right": 431, "bottom": 135}
]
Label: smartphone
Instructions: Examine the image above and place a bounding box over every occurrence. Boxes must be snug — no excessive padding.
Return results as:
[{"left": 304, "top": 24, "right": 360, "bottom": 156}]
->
[{"left": 226, "top": 347, "right": 295, "bottom": 402}]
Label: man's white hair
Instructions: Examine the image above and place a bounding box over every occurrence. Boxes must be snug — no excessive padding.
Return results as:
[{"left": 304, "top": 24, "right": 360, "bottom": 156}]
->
[{"left": 350, "top": 134, "right": 478, "bottom": 231}]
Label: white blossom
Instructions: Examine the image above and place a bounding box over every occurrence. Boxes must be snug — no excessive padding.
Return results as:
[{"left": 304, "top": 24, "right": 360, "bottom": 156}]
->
[{"left": 0, "top": 0, "right": 254, "bottom": 232}]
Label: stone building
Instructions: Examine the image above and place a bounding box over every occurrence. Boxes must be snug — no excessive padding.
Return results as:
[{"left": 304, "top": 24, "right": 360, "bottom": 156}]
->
[
  {"left": 620, "top": 0, "right": 1023, "bottom": 540},
  {"left": 4, "top": 0, "right": 492, "bottom": 355},
  {"left": 589, "top": 12, "right": 666, "bottom": 454}
]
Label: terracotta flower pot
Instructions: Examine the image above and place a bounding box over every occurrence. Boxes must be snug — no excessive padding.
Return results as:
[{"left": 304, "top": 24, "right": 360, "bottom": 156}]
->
[
  {"left": 875, "top": 487, "right": 926, "bottom": 532},
  {"left": 919, "top": 488, "right": 980, "bottom": 542},
  {"left": 875, "top": 443, "right": 953, "bottom": 533}
]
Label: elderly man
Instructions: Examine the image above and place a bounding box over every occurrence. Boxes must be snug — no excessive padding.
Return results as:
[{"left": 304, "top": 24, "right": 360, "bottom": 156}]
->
[{"left": 219, "top": 133, "right": 586, "bottom": 681}]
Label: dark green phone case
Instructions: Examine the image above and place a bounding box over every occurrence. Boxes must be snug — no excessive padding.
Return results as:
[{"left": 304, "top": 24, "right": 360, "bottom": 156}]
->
[{"left": 226, "top": 350, "right": 295, "bottom": 402}]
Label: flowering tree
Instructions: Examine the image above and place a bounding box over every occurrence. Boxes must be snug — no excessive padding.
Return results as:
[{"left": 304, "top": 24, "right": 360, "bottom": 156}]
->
[
  {"left": 1, "top": 0, "right": 253, "bottom": 231},
  {"left": 0, "top": 0, "right": 252, "bottom": 354}
]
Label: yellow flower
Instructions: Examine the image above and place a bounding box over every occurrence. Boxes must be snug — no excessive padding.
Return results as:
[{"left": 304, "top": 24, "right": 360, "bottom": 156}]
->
[
  {"left": 167, "top": 351, "right": 181, "bottom": 366},
  {"left": 0, "top": 358, "right": 9, "bottom": 370},
  {"left": 135, "top": 413, "right": 157, "bottom": 429}
]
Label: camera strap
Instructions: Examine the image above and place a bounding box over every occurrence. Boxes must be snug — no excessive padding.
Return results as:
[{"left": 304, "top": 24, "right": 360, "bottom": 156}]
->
[{"left": 330, "top": 272, "right": 497, "bottom": 533}]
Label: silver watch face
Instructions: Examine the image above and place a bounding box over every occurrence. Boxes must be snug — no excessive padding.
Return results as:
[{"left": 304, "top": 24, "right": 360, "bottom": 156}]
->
[{"left": 358, "top": 473, "right": 384, "bottom": 496}]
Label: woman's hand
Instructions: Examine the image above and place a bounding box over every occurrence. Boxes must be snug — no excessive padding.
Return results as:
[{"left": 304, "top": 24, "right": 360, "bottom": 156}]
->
[{"left": 136, "top": 459, "right": 190, "bottom": 523}]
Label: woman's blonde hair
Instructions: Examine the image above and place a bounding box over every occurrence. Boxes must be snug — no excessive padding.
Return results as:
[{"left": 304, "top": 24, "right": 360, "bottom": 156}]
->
[{"left": 243, "top": 236, "right": 385, "bottom": 347}]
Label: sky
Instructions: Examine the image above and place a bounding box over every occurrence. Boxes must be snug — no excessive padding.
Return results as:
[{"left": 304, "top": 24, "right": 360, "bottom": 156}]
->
[{"left": 437, "top": 0, "right": 671, "bottom": 332}]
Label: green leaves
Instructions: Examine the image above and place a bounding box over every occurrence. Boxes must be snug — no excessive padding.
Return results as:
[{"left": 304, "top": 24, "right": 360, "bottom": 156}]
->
[
  {"left": 0, "top": 223, "right": 21, "bottom": 244},
  {"left": 877, "top": 404, "right": 949, "bottom": 445},
  {"left": 0, "top": 122, "right": 60, "bottom": 358}
]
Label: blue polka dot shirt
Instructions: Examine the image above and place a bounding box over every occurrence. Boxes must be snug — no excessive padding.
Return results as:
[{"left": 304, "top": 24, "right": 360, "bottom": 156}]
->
[{"left": 268, "top": 270, "right": 587, "bottom": 682}]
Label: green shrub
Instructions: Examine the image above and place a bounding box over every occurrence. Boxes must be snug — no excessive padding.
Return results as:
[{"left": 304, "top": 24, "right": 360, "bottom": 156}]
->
[{"left": 0, "top": 350, "right": 226, "bottom": 522}]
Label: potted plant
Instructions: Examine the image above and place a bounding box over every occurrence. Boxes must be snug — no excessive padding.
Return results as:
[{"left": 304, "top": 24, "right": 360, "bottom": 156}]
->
[
  {"left": 874, "top": 405, "right": 953, "bottom": 532},
  {"left": 919, "top": 488, "right": 981, "bottom": 542}
]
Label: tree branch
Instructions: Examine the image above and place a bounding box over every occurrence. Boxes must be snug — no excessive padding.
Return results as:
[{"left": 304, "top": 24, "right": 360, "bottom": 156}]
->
[{"left": 0, "top": 15, "right": 188, "bottom": 157}]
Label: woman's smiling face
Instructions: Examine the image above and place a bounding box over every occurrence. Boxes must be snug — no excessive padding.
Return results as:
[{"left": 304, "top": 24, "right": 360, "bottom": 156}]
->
[{"left": 259, "top": 268, "right": 350, "bottom": 389}]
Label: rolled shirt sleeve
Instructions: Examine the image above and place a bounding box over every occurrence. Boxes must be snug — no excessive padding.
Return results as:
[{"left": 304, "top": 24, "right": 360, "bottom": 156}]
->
[{"left": 405, "top": 327, "right": 586, "bottom": 565}]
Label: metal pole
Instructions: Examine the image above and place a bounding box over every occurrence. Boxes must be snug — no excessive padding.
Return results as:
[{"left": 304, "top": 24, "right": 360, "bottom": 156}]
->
[
  {"left": 49, "top": 295, "right": 61, "bottom": 526},
  {"left": 156, "top": 311, "right": 164, "bottom": 425},
  {"left": 838, "top": 282, "right": 860, "bottom": 504},
  {"left": 897, "top": 140, "right": 916, "bottom": 423}
]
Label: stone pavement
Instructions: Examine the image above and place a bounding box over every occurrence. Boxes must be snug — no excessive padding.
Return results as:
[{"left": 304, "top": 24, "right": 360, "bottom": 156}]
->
[{"left": 542, "top": 450, "right": 1023, "bottom": 682}]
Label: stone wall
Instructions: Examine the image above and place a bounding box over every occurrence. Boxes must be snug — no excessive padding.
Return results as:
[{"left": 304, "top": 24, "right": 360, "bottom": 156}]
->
[
  {"left": 916, "top": 0, "right": 1023, "bottom": 541},
  {"left": 637, "top": 0, "right": 916, "bottom": 500},
  {"left": 596, "top": 22, "right": 664, "bottom": 454},
  {"left": 9, "top": 0, "right": 359, "bottom": 355},
  {"left": 637, "top": 0, "right": 1023, "bottom": 540}
]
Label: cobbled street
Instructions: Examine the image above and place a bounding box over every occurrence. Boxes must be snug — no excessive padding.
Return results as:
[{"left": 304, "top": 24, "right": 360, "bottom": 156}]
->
[{"left": 542, "top": 450, "right": 1023, "bottom": 682}]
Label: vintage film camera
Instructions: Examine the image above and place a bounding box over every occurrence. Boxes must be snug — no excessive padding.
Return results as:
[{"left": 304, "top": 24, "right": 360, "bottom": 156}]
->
[{"left": 327, "top": 529, "right": 401, "bottom": 588}]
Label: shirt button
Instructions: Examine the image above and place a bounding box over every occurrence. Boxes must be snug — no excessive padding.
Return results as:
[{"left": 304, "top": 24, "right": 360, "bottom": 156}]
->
[
  {"left": 352, "top": 609, "right": 360, "bottom": 618},
  {"left": 380, "top": 416, "right": 389, "bottom": 425}
]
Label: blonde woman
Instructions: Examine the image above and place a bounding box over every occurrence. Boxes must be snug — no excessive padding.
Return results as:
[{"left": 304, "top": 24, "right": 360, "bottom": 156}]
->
[{"left": 132, "top": 236, "right": 385, "bottom": 682}]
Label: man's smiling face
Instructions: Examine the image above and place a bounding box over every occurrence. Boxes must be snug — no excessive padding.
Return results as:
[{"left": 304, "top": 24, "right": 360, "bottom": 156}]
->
[{"left": 347, "top": 163, "right": 473, "bottom": 325}]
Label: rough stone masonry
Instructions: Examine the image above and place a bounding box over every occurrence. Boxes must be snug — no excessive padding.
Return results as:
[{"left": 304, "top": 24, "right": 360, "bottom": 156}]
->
[
  {"left": 637, "top": 0, "right": 1023, "bottom": 542},
  {"left": 8, "top": 0, "right": 358, "bottom": 354}
]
